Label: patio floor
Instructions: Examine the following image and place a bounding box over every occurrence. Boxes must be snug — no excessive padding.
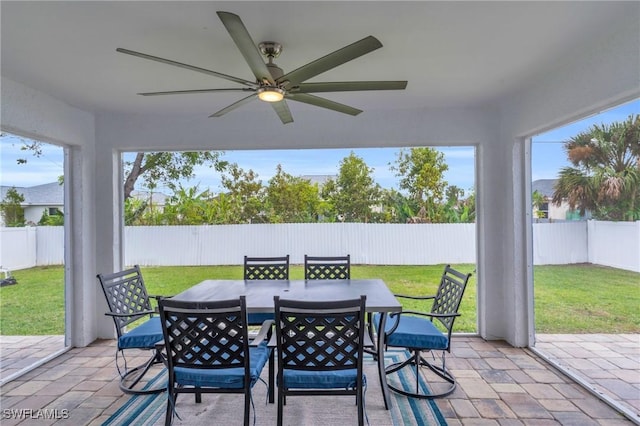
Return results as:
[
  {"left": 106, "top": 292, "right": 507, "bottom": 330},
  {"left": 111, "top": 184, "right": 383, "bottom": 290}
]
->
[{"left": 0, "top": 334, "right": 637, "bottom": 425}]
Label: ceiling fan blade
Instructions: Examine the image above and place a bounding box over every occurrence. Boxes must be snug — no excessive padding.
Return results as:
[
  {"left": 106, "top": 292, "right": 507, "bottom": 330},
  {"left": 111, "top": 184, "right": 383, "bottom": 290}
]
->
[
  {"left": 294, "top": 81, "right": 408, "bottom": 93},
  {"left": 117, "top": 48, "right": 256, "bottom": 87},
  {"left": 277, "top": 36, "right": 382, "bottom": 86},
  {"left": 270, "top": 100, "right": 294, "bottom": 124},
  {"left": 286, "top": 93, "right": 362, "bottom": 116},
  {"left": 209, "top": 93, "right": 257, "bottom": 117},
  {"left": 216, "top": 11, "right": 274, "bottom": 85},
  {"left": 139, "top": 88, "right": 255, "bottom": 96}
]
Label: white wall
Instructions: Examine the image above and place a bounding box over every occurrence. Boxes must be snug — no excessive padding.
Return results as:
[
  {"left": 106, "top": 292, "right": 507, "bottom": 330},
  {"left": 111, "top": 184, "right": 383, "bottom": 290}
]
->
[
  {"left": 0, "top": 227, "right": 37, "bottom": 270},
  {"left": 588, "top": 221, "right": 640, "bottom": 272},
  {"left": 532, "top": 222, "right": 588, "bottom": 265},
  {"left": 2, "top": 221, "right": 637, "bottom": 272},
  {"left": 122, "top": 223, "right": 477, "bottom": 266}
]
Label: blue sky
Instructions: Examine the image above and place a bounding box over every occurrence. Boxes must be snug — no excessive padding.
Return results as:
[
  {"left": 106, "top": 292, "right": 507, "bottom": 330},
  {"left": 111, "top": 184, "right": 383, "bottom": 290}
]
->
[{"left": 1, "top": 98, "right": 638, "bottom": 194}]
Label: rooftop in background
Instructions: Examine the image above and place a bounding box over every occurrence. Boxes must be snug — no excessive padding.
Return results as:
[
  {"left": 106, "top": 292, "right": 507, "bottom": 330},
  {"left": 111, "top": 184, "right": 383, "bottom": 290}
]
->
[
  {"left": 0, "top": 182, "right": 63, "bottom": 206},
  {"left": 531, "top": 179, "right": 557, "bottom": 198}
]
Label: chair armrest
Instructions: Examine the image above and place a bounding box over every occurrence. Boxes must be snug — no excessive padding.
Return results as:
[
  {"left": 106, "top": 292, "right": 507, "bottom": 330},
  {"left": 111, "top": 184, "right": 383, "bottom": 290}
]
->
[
  {"left": 105, "top": 310, "right": 155, "bottom": 317},
  {"left": 428, "top": 312, "right": 461, "bottom": 319},
  {"left": 393, "top": 294, "right": 436, "bottom": 301},
  {"left": 399, "top": 310, "right": 433, "bottom": 317},
  {"left": 363, "top": 332, "right": 374, "bottom": 348},
  {"left": 267, "top": 332, "right": 277, "bottom": 348},
  {"left": 149, "top": 294, "right": 173, "bottom": 301},
  {"left": 148, "top": 295, "right": 172, "bottom": 313},
  {"left": 250, "top": 319, "right": 274, "bottom": 346}
]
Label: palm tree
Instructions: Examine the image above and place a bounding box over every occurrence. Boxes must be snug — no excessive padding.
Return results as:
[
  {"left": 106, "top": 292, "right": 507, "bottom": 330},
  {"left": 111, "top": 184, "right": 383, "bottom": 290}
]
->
[{"left": 553, "top": 114, "right": 640, "bottom": 221}]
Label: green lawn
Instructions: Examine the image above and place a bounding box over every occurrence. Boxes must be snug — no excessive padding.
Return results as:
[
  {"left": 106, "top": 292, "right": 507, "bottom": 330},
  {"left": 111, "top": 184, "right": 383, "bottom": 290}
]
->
[{"left": 0, "top": 264, "right": 638, "bottom": 335}]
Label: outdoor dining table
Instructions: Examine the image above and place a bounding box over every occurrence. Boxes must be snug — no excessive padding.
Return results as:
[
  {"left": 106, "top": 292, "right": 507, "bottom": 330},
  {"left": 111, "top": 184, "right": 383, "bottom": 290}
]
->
[{"left": 171, "top": 278, "right": 402, "bottom": 410}]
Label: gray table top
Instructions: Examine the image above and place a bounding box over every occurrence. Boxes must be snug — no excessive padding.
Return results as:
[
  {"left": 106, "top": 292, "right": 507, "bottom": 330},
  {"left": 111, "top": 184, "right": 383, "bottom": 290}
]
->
[{"left": 172, "top": 279, "right": 402, "bottom": 313}]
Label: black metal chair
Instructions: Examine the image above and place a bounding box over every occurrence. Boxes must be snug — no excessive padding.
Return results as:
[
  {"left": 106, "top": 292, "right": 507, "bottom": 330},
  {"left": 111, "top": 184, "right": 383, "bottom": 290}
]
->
[
  {"left": 97, "top": 265, "right": 165, "bottom": 394},
  {"left": 374, "top": 264, "right": 472, "bottom": 399},
  {"left": 304, "top": 254, "right": 351, "bottom": 280},
  {"left": 273, "top": 295, "right": 368, "bottom": 426},
  {"left": 158, "top": 296, "right": 273, "bottom": 426},
  {"left": 244, "top": 255, "right": 290, "bottom": 280},
  {"left": 242, "top": 255, "right": 288, "bottom": 403}
]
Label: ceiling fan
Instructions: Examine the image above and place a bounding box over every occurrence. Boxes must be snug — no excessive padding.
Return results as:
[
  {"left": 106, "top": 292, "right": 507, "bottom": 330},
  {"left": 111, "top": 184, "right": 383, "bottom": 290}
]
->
[{"left": 117, "top": 11, "right": 407, "bottom": 124}]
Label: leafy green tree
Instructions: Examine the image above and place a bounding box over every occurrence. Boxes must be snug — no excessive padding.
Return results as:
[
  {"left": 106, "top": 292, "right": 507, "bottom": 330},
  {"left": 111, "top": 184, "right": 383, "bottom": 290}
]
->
[
  {"left": 375, "top": 188, "right": 414, "bottom": 223},
  {"left": 123, "top": 152, "right": 225, "bottom": 200},
  {"left": 206, "top": 193, "right": 238, "bottom": 224},
  {"left": 0, "top": 188, "right": 26, "bottom": 227},
  {"left": 266, "top": 165, "right": 321, "bottom": 223},
  {"left": 38, "top": 209, "right": 64, "bottom": 226},
  {"left": 440, "top": 186, "right": 474, "bottom": 223},
  {"left": 323, "top": 152, "right": 381, "bottom": 222},
  {"left": 391, "top": 147, "right": 449, "bottom": 222},
  {"left": 532, "top": 190, "right": 547, "bottom": 220},
  {"left": 161, "top": 185, "right": 213, "bottom": 225},
  {"left": 124, "top": 197, "right": 150, "bottom": 225},
  {"left": 220, "top": 163, "right": 266, "bottom": 223},
  {"left": 553, "top": 114, "right": 640, "bottom": 221}
]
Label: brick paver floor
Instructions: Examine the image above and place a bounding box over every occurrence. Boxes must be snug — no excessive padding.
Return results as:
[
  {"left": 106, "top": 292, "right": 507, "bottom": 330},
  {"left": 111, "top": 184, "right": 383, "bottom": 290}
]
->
[{"left": 0, "top": 335, "right": 637, "bottom": 425}]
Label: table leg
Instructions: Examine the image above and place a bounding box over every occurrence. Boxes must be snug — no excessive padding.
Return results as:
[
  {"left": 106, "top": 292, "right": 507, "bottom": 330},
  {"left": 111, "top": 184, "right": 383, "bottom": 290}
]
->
[{"left": 377, "top": 312, "right": 392, "bottom": 410}]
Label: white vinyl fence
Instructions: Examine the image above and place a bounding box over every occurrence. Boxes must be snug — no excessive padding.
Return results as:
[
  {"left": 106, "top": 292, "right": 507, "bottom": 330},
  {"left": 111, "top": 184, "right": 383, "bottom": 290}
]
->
[{"left": 1, "top": 221, "right": 638, "bottom": 272}]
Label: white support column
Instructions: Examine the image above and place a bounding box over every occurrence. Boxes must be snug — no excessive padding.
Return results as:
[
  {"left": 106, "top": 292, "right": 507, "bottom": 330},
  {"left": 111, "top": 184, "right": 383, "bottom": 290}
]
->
[
  {"left": 476, "top": 134, "right": 532, "bottom": 347},
  {"left": 93, "top": 136, "right": 124, "bottom": 339},
  {"left": 65, "top": 144, "right": 100, "bottom": 347}
]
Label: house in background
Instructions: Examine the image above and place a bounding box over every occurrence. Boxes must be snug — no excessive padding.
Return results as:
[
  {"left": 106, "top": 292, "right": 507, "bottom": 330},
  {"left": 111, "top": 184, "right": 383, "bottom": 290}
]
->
[
  {"left": 0, "top": 182, "right": 63, "bottom": 226},
  {"left": 300, "top": 174, "right": 336, "bottom": 190},
  {"left": 129, "top": 189, "right": 169, "bottom": 212},
  {"left": 532, "top": 179, "right": 585, "bottom": 221},
  {"left": 0, "top": 183, "right": 168, "bottom": 226}
]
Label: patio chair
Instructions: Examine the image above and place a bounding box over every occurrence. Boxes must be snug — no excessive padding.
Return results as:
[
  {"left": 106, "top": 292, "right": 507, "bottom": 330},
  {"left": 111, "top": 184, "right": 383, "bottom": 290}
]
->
[
  {"left": 374, "top": 264, "right": 472, "bottom": 399},
  {"left": 304, "top": 254, "right": 351, "bottom": 280},
  {"left": 244, "top": 255, "right": 290, "bottom": 280},
  {"left": 97, "top": 265, "right": 165, "bottom": 394},
  {"left": 273, "top": 295, "right": 368, "bottom": 426},
  {"left": 242, "top": 255, "right": 288, "bottom": 402},
  {"left": 158, "top": 296, "right": 273, "bottom": 426}
]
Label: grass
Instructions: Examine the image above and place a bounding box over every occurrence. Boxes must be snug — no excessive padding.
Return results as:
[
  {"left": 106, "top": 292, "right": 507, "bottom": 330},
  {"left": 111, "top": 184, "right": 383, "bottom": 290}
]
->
[{"left": 0, "top": 264, "right": 638, "bottom": 335}]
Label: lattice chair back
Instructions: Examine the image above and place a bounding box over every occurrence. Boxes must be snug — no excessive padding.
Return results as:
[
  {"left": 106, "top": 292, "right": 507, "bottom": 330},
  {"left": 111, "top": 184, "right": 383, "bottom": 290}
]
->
[
  {"left": 244, "top": 255, "right": 290, "bottom": 280},
  {"left": 160, "top": 297, "right": 250, "bottom": 373},
  {"left": 158, "top": 296, "right": 272, "bottom": 426},
  {"left": 97, "top": 265, "right": 165, "bottom": 395},
  {"left": 304, "top": 254, "right": 351, "bottom": 280},
  {"left": 273, "top": 295, "right": 367, "bottom": 426},
  {"left": 98, "top": 265, "right": 154, "bottom": 336},
  {"left": 430, "top": 265, "right": 469, "bottom": 337}
]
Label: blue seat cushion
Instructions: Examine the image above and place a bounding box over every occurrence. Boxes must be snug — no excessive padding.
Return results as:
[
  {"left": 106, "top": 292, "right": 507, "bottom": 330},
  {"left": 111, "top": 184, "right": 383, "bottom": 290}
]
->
[
  {"left": 173, "top": 341, "right": 271, "bottom": 389},
  {"left": 247, "top": 312, "right": 274, "bottom": 325},
  {"left": 118, "top": 316, "right": 163, "bottom": 350},
  {"left": 373, "top": 313, "right": 449, "bottom": 350},
  {"left": 282, "top": 368, "right": 365, "bottom": 390}
]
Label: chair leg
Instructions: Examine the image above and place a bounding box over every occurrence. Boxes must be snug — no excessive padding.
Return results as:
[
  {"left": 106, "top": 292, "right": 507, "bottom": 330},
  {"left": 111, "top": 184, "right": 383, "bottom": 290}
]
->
[
  {"left": 119, "top": 348, "right": 166, "bottom": 395},
  {"left": 268, "top": 349, "right": 275, "bottom": 403},
  {"left": 357, "top": 384, "right": 364, "bottom": 426},
  {"left": 277, "top": 387, "right": 284, "bottom": 426},
  {"left": 165, "top": 389, "right": 175, "bottom": 426},
  {"left": 195, "top": 389, "right": 202, "bottom": 403},
  {"left": 244, "top": 389, "right": 251, "bottom": 426},
  {"left": 385, "top": 349, "right": 456, "bottom": 399}
]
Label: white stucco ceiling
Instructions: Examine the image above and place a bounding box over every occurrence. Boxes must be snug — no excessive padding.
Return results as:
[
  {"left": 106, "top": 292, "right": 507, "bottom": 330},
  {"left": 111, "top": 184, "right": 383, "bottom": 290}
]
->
[{"left": 0, "top": 1, "right": 635, "bottom": 121}]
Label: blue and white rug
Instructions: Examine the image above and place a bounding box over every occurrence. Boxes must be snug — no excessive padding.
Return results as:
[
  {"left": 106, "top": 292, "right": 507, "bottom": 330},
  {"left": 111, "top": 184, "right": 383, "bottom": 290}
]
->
[{"left": 104, "top": 351, "right": 447, "bottom": 425}]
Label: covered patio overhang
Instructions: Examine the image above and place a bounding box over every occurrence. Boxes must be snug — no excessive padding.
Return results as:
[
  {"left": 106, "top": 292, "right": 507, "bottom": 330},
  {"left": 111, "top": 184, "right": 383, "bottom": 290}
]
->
[{"left": 1, "top": 2, "right": 638, "bottom": 349}]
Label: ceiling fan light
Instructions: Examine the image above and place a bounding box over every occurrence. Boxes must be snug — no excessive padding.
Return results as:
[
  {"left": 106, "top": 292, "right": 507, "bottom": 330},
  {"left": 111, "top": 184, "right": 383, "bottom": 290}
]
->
[{"left": 257, "top": 87, "right": 284, "bottom": 102}]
